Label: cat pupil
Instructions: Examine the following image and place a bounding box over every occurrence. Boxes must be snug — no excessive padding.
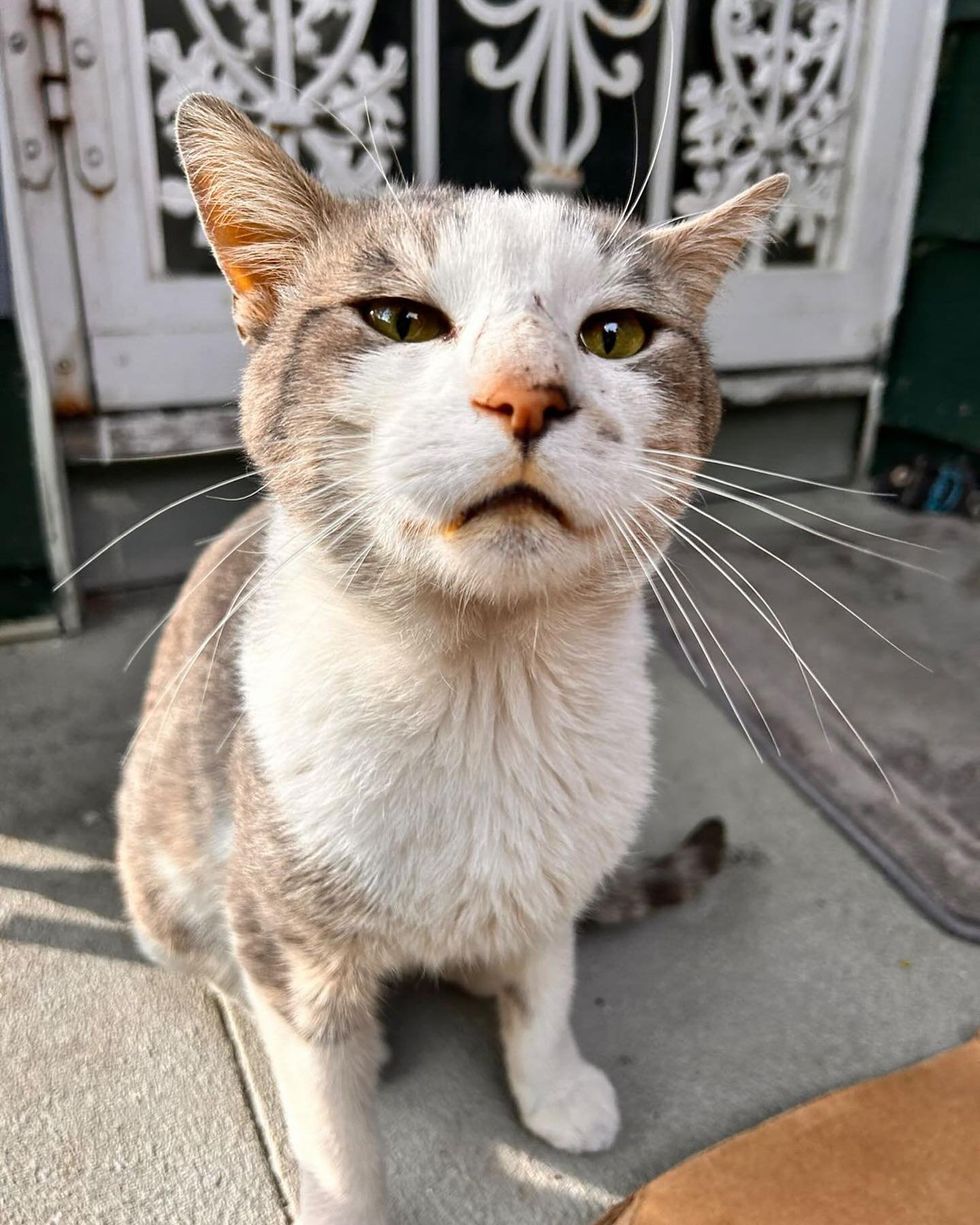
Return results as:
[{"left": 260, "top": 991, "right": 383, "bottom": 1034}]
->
[
  {"left": 602, "top": 321, "right": 617, "bottom": 354},
  {"left": 397, "top": 309, "right": 413, "bottom": 340}
]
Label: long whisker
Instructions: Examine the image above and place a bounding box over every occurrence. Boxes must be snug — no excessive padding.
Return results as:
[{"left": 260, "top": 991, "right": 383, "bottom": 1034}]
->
[
  {"left": 138, "top": 555, "right": 263, "bottom": 766},
  {"left": 54, "top": 472, "right": 257, "bottom": 591},
  {"left": 613, "top": 93, "right": 642, "bottom": 236},
  {"left": 639, "top": 491, "right": 830, "bottom": 749},
  {"left": 608, "top": 0, "right": 675, "bottom": 241},
  {"left": 645, "top": 456, "right": 939, "bottom": 554},
  {"left": 623, "top": 508, "right": 779, "bottom": 755},
  {"left": 651, "top": 471, "right": 930, "bottom": 671},
  {"left": 642, "top": 463, "right": 942, "bottom": 575},
  {"left": 123, "top": 516, "right": 269, "bottom": 672},
  {"left": 610, "top": 508, "right": 764, "bottom": 761},
  {"left": 641, "top": 447, "right": 902, "bottom": 500},
  {"left": 363, "top": 98, "right": 417, "bottom": 235},
  {"left": 214, "top": 710, "right": 245, "bottom": 757},
  {"left": 123, "top": 474, "right": 359, "bottom": 671},
  {"left": 378, "top": 106, "right": 408, "bottom": 187},
  {"left": 208, "top": 488, "right": 263, "bottom": 503},
  {"left": 131, "top": 495, "right": 371, "bottom": 762},
  {"left": 601, "top": 509, "right": 707, "bottom": 686},
  {"left": 72, "top": 442, "right": 239, "bottom": 464},
  {"left": 639, "top": 495, "right": 896, "bottom": 798}
]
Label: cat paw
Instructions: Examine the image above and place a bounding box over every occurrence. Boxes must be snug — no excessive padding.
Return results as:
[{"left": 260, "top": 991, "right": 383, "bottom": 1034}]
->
[{"left": 517, "top": 1061, "right": 620, "bottom": 1153}]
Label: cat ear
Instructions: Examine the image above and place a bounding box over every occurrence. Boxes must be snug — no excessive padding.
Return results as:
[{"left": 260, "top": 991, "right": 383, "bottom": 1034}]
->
[
  {"left": 175, "top": 93, "right": 332, "bottom": 342},
  {"left": 646, "top": 174, "right": 789, "bottom": 320}
]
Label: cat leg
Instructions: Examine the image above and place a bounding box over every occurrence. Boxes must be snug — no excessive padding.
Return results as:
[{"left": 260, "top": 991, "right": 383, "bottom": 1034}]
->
[
  {"left": 443, "top": 963, "right": 505, "bottom": 998},
  {"left": 244, "top": 977, "right": 387, "bottom": 1225},
  {"left": 498, "top": 924, "right": 619, "bottom": 1153}
]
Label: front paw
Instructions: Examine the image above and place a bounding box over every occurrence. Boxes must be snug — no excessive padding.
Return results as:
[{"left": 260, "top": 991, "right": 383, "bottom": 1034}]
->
[{"left": 516, "top": 1061, "right": 620, "bottom": 1153}]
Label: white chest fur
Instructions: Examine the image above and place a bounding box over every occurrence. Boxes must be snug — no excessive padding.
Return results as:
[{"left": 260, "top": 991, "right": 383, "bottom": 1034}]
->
[{"left": 240, "top": 539, "right": 654, "bottom": 970}]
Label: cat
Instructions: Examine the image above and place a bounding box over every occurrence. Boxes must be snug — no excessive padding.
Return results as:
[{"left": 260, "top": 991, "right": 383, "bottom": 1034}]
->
[{"left": 116, "top": 93, "right": 786, "bottom": 1224}]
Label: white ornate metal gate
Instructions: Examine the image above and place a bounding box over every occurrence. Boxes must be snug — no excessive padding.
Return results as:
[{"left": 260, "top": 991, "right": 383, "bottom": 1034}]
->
[{"left": 0, "top": 0, "right": 947, "bottom": 440}]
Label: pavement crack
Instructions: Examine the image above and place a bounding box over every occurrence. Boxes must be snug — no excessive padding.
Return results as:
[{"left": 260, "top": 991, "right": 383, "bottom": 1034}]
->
[{"left": 212, "top": 990, "right": 296, "bottom": 1223}]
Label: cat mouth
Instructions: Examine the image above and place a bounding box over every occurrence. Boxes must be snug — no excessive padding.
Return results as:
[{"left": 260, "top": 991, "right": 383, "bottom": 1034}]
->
[{"left": 459, "top": 482, "right": 568, "bottom": 528}]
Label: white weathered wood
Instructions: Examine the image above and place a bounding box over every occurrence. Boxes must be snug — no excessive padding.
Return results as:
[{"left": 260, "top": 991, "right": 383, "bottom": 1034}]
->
[
  {"left": 702, "top": 0, "right": 947, "bottom": 368},
  {"left": 719, "top": 363, "right": 874, "bottom": 406},
  {"left": 413, "top": 0, "right": 441, "bottom": 184},
  {"left": 89, "top": 329, "right": 245, "bottom": 411},
  {"left": 61, "top": 404, "right": 240, "bottom": 463}
]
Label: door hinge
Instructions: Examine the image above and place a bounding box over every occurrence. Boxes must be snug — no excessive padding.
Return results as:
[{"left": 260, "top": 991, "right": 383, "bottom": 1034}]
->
[
  {"left": 35, "top": 4, "right": 71, "bottom": 123},
  {"left": 1, "top": 0, "right": 116, "bottom": 194}
]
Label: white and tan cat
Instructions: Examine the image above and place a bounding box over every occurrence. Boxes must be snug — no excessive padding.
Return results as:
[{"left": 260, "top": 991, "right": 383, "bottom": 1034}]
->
[{"left": 116, "top": 94, "right": 786, "bottom": 1224}]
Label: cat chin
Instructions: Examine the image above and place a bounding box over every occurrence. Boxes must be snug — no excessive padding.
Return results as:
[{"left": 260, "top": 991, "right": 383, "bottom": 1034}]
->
[{"left": 429, "top": 516, "right": 595, "bottom": 602}]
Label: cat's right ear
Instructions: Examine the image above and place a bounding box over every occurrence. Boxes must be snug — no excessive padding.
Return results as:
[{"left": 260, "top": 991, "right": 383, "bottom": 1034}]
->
[{"left": 175, "top": 93, "right": 332, "bottom": 343}]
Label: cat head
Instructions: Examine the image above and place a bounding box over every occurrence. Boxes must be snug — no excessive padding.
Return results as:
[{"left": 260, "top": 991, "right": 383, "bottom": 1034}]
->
[{"left": 177, "top": 94, "right": 786, "bottom": 608}]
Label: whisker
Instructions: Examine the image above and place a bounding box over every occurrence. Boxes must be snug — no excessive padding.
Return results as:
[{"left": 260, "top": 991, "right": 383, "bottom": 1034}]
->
[
  {"left": 641, "top": 447, "right": 905, "bottom": 501},
  {"left": 124, "top": 476, "right": 357, "bottom": 671},
  {"left": 601, "top": 509, "right": 706, "bottom": 686},
  {"left": 642, "top": 462, "right": 943, "bottom": 573},
  {"left": 612, "top": 93, "right": 642, "bottom": 237},
  {"left": 623, "top": 508, "right": 778, "bottom": 756},
  {"left": 123, "top": 516, "right": 269, "bottom": 672},
  {"left": 54, "top": 472, "right": 257, "bottom": 590},
  {"left": 639, "top": 492, "right": 830, "bottom": 749},
  {"left": 378, "top": 106, "right": 408, "bottom": 187},
  {"left": 214, "top": 711, "right": 245, "bottom": 757},
  {"left": 208, "top": 488, "right": 264, "bottom": 503},
  {"left": 651, "top": 471, "right": 930, "bottom": 671},
  {"left": 610, "top": 508, "right": 764, "bottom": 760},
  {"left": 130, "top": 496, "right": 371, "bottom": 763},
  {"left": 645, "top": 456, "right": 937, "bottom": 553},
  {"left": 638, "top": 495, "right": 896, "bottom": 799},
  {"left": 72, "top": 442, "right": 239, "bottom": 464},
  {"left": 608, "top": 0, "right": 675, "bottom": 241},
  {"left": 339, "top": 536, "right": 376, "bottom": 593},
  {"left": 363, "top": 98, "right": 417, "bottom": 235},
  {"left": 141, "top": 556, "right": 266, "bottom": 767}
]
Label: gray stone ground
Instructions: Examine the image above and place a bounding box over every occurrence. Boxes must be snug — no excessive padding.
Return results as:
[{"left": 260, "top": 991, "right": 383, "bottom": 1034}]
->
[{"left": 1, "top": 589, "right": 978, "bottom": 1225}]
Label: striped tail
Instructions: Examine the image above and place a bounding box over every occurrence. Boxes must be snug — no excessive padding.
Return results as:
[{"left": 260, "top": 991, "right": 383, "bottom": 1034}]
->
[{"left": 587, "top": 817, "right": 727, "bottom": 925}]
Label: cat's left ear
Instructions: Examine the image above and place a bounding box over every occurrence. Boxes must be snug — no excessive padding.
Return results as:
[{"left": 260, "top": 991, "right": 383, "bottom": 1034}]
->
[{"left": 645, "top": 174, "right": 789, "bottom": 320}]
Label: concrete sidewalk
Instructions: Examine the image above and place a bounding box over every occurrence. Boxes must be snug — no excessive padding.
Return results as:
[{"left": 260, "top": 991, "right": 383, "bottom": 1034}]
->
[{"left": 1, "top": 590, "right": 978, "bottom": 1224}]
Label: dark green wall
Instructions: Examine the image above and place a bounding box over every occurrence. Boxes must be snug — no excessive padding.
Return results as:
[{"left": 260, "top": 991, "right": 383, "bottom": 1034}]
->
[
  {"left": 880, "top": 3, "right": 980, "bottom": 460},
  {"left": 0, "top": 318, "right": 51, "bottom": 620}
]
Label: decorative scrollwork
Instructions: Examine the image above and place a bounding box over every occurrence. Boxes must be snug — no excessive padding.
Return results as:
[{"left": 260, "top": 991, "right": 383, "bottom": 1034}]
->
[
  {"left": 146, "top": 0, "right": 407, "bottom": 241},
  {"left": 459, "top": 0, "right": 663, "bottom": 191},
  {"left": 675, "top": 0, "right": 859, "bottom": 263}
]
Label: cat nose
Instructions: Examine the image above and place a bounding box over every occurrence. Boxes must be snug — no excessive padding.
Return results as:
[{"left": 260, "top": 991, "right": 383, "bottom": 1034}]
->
[{"left": 472, "top": 381, "right": 576, "bottom": 451}]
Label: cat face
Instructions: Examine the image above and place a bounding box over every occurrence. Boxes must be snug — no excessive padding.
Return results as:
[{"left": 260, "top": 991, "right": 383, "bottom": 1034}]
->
[{"left": 177, "top": 95, "right": 786, "bottom": 606}]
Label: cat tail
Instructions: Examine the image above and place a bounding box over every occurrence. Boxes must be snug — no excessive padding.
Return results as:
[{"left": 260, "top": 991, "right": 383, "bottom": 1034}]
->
[{"left": 586, "top": 817, "right": 726, "bottom": 925}]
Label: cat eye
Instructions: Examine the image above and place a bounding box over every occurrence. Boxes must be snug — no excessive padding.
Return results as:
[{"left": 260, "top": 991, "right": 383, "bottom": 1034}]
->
[
  {"left": 579, "top": 310, "right": 652, "bottom": 360},
  {"left": 359, "top": 299, "right": 450, "bottom": 344}
]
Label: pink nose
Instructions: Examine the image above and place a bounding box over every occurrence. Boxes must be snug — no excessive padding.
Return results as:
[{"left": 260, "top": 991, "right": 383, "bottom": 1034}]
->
[{"left": 472, "top": 380, "right": 575, "bottom": 450}]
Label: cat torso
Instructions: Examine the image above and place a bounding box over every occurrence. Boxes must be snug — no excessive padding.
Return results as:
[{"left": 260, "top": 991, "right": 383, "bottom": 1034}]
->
[{"left": 237, "top": 509, "right": 654, "bottom": 971}]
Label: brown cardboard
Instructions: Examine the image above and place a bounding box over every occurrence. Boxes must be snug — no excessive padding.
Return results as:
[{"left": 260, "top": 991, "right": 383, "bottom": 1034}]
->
[{"left": 596, "top": 1033, "right": 980, "bottom": 1225}]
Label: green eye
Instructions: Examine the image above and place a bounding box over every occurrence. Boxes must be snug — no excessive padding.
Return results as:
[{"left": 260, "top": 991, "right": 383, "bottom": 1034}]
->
[
  {"left": 360, "top": 299, "right": 450, "bottom": 343},
  {"left": 579, "top": 310, "right": 651, "bottom": 359}
]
